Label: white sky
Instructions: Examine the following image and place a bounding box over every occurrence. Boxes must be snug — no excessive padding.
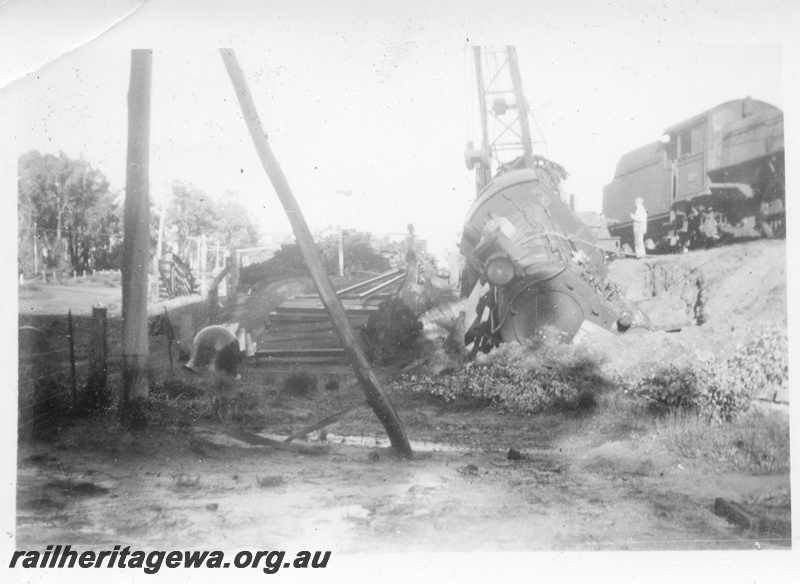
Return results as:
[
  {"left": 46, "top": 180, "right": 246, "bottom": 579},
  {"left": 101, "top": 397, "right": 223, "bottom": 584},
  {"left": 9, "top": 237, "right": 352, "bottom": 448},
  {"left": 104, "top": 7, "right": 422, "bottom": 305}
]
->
[{"left": 2, "top": 0, "right": 793, "bottom": 260}]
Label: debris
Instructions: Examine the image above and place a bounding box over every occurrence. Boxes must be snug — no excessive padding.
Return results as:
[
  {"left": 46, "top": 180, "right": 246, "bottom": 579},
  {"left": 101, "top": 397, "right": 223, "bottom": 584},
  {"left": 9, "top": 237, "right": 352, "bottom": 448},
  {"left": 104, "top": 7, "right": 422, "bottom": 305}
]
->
[
  {"left": 507, "top": 448, "right": 526, "bottom": 461},
  {"left": 714, "top": 497, "right": 759, "bottom": 530}
]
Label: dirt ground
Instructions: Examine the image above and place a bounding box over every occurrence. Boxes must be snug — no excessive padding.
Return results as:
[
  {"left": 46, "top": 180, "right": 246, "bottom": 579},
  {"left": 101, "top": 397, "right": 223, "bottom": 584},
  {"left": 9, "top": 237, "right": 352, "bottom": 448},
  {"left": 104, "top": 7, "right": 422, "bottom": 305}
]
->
[{"left": 13, "top": 240, "right": 791, "bottom": 560}]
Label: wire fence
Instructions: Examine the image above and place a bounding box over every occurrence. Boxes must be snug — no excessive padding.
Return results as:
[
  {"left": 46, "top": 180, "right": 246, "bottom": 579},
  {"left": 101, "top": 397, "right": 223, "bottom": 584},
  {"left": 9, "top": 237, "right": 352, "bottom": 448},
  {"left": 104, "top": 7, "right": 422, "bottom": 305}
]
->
[
  {"left": 18, "top": 303, "right": 198, "bottom": 438},
  {"left": 18, "top": 309, "right": 109, "bottom": 438}
]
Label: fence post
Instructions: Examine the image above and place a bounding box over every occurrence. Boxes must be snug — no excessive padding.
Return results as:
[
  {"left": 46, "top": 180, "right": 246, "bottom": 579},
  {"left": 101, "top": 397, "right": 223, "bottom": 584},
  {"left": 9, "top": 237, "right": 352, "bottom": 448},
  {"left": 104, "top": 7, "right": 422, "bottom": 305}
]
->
[
  {"left": 89, "top": 307, "right": 108, "bottom": 394},
  {"left": 180, "top": 313, "right": 194, "bottom": 361},
  {"left": 67, "top": 310, "right": 78, "bottom": 408}
]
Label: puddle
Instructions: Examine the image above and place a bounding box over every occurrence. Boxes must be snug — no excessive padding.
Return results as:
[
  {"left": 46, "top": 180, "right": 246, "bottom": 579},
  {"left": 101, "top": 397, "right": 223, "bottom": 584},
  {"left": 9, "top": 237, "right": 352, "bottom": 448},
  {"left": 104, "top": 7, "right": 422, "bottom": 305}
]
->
[
  {"left": 194, "top": 426, "right": 472, "bottom": 452},
  {"left": 259, "top": 432, "right": 472, "bottom": 453}
]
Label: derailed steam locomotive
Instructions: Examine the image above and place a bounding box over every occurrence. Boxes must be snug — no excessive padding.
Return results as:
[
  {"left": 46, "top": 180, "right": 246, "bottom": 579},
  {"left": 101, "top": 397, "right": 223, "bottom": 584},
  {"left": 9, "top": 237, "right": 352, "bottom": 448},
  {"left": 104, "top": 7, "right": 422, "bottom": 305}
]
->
[
  {"left": 460, "top": 47, "right": 647, "bottom": 350},
  {"left": 603, "top": 98, "right": 785, "bottom": 251}
]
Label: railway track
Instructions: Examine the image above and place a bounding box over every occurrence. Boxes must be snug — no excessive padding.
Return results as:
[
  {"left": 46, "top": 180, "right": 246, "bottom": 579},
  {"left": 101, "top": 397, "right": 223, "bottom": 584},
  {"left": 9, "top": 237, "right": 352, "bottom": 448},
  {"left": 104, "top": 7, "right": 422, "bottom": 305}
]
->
[{"left": 253, "top": 268, "right": 407, "bottom": 365}]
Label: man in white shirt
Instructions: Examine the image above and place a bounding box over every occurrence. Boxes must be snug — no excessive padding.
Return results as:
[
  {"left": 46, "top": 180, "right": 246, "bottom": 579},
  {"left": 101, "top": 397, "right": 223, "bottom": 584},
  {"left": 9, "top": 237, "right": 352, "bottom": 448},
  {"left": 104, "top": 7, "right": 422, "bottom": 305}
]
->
[{"left": 630, "top": 197, "right": 648, "bottom": 258}]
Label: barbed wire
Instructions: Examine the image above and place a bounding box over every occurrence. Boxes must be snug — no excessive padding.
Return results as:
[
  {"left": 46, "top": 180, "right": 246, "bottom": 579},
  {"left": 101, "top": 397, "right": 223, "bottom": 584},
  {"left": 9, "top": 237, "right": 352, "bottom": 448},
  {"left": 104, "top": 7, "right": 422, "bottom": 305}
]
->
[
  {"left": 17, "top": 381, "right": 76, "bottom": 413},
  {"left": 18, "top": 367, "right": 75, "bottom": 387},
  {"left": 18, "top": 348, "right": 71, "bottom": 359},
  {"left": 18, "top": 402, "right": 71, "bottom": 429}
]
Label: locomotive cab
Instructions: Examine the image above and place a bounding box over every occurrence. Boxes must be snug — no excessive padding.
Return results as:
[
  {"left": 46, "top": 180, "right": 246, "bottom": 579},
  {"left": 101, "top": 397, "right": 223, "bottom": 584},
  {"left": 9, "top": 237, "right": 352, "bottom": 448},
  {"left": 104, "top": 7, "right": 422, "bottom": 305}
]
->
[{"left": 603, "top": 98, "right": 785, "bottom": 249}]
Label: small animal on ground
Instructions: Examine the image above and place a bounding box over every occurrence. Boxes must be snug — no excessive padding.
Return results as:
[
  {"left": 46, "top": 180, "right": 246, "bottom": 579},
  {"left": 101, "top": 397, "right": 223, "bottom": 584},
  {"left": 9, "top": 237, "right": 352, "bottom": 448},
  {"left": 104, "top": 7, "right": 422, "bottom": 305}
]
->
[{"left": 184, "top": 325, "right": 242, "bottom": 422}]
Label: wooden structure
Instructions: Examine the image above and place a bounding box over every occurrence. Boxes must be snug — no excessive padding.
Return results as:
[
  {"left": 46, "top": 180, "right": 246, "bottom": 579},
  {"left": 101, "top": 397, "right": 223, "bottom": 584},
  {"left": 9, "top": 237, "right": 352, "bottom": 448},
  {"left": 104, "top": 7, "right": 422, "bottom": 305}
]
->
[
  {"left": 157, "top": 251, "right": 197, "bottom": 299},
  {"left": 256, "top": 268, "right": 407, "bottom": 364}
]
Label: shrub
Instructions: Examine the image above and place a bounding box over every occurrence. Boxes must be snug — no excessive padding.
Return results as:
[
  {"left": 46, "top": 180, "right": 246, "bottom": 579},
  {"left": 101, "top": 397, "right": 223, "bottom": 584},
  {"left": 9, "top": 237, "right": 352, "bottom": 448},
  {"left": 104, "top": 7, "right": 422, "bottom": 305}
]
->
[
  {"left": 632, "top": 327, "right": 788, "bottom": 423},
  {"left": 362, "top": 299, "right": 423, "bottom": 365},
  {"left": 402, "top": 340, "right": 610, "bottom": 414},
  {"left": 346, "top": 241, "right": 391, "bottom": 273},
  {"left": 724, "top": 326, "right": 788, "bottom": 396}
]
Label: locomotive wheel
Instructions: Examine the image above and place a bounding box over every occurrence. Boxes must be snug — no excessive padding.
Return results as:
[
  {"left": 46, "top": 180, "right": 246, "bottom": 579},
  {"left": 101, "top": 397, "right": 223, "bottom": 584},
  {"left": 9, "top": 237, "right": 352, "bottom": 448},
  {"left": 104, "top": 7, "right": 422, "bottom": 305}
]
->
[{"left": 499, "top": 286, "right": 585, "bottom": 344}]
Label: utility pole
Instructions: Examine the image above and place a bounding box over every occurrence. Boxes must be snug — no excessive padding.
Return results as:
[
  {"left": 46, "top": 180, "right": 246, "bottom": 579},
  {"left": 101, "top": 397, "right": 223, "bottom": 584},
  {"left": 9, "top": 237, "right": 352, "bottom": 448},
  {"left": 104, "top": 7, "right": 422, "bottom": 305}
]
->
[
  {"left": 220, "top": 49, "right": 412, "bottom": 457},
  {"left": 121, "top": 49, "right": 152, "bottom": 422}
]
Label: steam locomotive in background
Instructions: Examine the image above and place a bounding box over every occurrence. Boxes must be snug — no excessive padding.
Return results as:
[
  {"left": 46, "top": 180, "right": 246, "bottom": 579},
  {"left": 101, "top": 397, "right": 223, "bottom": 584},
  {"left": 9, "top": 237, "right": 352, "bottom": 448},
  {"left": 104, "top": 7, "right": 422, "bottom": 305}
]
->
[{"left": 602, "top": 98, "right": 785, "bottom": 252}]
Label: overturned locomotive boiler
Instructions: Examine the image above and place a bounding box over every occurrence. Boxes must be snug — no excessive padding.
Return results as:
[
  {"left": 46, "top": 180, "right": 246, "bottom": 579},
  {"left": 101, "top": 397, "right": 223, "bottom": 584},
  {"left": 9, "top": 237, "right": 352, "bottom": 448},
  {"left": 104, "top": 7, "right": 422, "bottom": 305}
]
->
[
  {"left": 460, "top": 46, "right": 647, "bottom": 350},
  {"left": 460, "top": 167, "right": 648, "bottom": 349}
]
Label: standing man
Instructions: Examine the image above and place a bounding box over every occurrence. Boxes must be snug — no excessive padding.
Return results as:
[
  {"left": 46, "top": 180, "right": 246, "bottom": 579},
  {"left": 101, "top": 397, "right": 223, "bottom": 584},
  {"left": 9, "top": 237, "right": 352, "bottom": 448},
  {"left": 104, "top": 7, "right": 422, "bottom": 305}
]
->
[{"left": 630, "top": 197, "right": 648, "bottom": 258}]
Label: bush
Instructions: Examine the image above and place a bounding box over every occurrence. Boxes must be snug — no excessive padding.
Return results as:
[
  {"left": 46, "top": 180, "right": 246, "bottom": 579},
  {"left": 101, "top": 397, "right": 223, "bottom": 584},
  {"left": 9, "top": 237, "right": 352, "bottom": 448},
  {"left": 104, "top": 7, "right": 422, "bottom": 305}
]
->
[
  {"left": 240, "top": 245, "right": 337, "bottom": 288},
  {"left": 403, "top": 341, "right": 610, "bottom": 414},
  {"left": 725, "top": 326, "right": 788, "bottom": 395},
  {"left": 632, "top": 327, "right": 788, "bottom": 422},
  {"left": 345, "top": 242, "right": 391, "bottom": 273},
  {"left": 362, "top": 299, "right": 423, "bottom": 365}
]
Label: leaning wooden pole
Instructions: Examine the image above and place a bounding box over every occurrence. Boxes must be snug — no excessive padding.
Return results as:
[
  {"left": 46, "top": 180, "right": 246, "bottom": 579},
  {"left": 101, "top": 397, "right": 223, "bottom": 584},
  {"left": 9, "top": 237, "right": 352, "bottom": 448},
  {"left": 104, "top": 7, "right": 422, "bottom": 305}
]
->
[
  {"left": 219, "top": 49, "right": 412, "bottom": 457},
  {"left": 120, "top": 49, "right": 153, "bottom": 419}
]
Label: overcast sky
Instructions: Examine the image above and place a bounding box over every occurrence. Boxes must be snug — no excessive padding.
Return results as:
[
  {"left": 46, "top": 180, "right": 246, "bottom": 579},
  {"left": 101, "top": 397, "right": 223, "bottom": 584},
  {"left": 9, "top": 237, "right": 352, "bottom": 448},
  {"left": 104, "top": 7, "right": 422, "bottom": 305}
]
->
[{"left": 1, "top": 0, "right": 795, "bottom": 260}]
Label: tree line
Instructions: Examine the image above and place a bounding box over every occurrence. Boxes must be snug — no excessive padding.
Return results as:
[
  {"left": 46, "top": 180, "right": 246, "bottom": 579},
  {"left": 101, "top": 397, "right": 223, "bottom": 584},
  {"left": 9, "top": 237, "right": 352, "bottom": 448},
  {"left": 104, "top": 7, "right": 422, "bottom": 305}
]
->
[{"left": 18, "top": 150, "right": 260, "bottom": 277}]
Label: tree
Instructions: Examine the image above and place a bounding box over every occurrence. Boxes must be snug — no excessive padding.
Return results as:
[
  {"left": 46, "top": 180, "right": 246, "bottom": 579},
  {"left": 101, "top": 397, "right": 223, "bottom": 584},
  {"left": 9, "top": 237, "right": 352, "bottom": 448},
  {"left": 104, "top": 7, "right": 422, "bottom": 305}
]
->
[
  {"left": 18, "top": 150, "right": 121, "bottom": 275},
  {"left": 84, "top": 190, "right": 124, "bottom": 270},
  {"left": 165, "top": 185, "right": 260, "bottom": 258},
  {"left": 166, "top": 182, "right": 220, "bottom": 257},
  {"left": 215, "top": 196, "right": 260, "bottom": 249}
]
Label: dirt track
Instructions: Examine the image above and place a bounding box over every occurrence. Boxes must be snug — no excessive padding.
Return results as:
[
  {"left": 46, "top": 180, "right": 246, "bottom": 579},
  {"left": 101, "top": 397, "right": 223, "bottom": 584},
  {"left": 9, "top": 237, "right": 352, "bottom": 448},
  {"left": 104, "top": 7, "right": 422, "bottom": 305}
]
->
[
  {"left": 15, "top": 412, "right": 789, "bottom": 553},
  {"left": 14, "top": 240, "right": 790, "bottom": 554}
]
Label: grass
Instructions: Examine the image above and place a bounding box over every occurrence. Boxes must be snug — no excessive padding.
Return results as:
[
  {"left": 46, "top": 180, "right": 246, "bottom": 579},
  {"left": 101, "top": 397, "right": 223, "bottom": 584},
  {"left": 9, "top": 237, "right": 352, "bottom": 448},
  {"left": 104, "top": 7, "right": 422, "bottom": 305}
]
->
[
  {"left": 281, "top": 372, "right": 318, "bottom": 397},
  {"left": 651, "top": 408, "right": 790, "bottom": 474},
  {"left": 18, "top": 283, "right": 41, "bottom": 293}
]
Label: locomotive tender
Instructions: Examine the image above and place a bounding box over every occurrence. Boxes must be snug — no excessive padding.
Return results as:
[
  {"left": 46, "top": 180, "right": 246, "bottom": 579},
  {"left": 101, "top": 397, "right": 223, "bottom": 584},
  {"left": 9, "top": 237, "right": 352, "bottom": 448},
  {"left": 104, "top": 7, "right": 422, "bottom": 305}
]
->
[{"left": 602, "top": 98, "right": 785, "bottom": 251}]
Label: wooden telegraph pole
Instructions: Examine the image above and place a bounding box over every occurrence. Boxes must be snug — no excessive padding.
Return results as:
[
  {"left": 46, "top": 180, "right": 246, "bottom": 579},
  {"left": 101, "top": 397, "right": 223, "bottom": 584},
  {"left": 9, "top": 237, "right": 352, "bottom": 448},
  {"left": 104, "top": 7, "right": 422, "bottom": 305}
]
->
[
  {"left": 121, "top": 49, "right": 153, "bottom": 422},
  {"left": 220, "top": 49, "right": 412, "bottom": 457}
]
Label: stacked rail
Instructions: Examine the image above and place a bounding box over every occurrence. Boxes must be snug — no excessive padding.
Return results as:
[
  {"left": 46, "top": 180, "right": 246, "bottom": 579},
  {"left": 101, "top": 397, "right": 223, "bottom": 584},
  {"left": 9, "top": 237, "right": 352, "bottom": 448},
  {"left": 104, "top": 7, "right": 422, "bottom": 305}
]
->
[{"left": 255, "top": 269, "right": 407, "bottom": 365}]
